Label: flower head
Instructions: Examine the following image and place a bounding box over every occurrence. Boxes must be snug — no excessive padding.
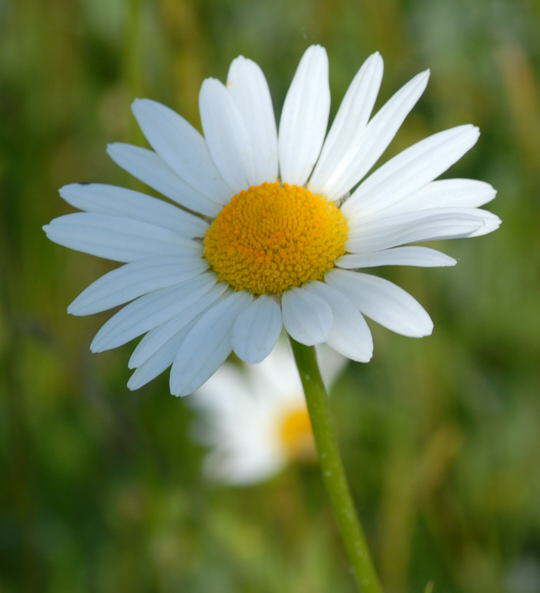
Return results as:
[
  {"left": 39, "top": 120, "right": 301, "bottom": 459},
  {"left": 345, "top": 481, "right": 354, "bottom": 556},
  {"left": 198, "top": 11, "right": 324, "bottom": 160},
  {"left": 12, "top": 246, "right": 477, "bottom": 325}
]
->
[
  {"left": 190, "top": 342, "right": 344, "bottom": 485},
  {"left": 44, "top": 46, "right": 500, "bottom": 396}
]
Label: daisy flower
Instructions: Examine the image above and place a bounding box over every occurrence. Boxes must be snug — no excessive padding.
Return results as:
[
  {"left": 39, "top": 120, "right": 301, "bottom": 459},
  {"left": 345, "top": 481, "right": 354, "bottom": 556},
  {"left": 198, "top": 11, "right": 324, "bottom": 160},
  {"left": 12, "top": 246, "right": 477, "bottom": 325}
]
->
[
  {"left": 190, "top": 342, "right": 345, "bottom": 485},
  {"left": 44, "top": 46, "right": 500, "bottom": 396}
]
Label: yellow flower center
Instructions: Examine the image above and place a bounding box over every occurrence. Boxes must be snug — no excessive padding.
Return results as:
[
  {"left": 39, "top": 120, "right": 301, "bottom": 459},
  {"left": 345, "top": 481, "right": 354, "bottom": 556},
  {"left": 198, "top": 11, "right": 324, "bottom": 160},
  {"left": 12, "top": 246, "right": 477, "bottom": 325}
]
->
[
  {"left": 203, "top": 182, "right": 348, "bottom": 295},
  {"left": 277, "top": 405, "right": 314, "bottom": 460}
]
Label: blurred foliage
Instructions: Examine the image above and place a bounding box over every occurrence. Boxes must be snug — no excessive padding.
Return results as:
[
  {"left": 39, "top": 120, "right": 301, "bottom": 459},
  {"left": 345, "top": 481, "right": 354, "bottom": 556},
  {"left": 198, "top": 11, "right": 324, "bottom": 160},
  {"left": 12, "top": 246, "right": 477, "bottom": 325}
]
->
[{"left": 1, "top": 0, "right": 540, "bottom": 592}]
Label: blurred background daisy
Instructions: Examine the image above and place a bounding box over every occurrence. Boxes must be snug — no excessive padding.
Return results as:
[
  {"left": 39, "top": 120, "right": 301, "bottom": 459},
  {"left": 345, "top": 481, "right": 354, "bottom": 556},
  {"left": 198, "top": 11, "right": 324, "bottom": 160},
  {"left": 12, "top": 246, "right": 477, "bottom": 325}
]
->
[
  {"left": 1, "top": 1, "right": 539, "bottom": 592},
  {"left": 190, "top": 342, "right": 344, "bottom": 485}
]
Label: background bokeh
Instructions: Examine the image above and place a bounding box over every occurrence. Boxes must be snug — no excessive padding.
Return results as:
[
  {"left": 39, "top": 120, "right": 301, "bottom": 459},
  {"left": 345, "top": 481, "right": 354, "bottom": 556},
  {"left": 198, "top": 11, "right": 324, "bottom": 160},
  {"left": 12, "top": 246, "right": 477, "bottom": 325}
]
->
[{"left": 1, "top": 0, "right": 540, "bottom": 591}]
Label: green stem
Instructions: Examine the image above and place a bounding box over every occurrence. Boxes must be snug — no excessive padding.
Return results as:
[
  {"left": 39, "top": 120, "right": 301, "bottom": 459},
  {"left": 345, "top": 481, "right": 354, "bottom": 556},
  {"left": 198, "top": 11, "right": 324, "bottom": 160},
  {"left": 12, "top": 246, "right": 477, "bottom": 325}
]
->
[{"left": 289, "top": 338, "right": 383, "bottom": 593}]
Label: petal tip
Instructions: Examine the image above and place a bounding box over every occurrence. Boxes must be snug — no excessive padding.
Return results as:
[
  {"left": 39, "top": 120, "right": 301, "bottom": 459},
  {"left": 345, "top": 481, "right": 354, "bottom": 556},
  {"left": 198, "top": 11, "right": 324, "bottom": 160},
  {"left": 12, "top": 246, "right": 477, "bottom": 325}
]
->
[
  {"left": 126, "top": 376, "right": 139, "bottom": 391},
  {"left": 67, "top": 302, "right": 88, "bottom": 316},
  {"left": 460, "top": 124, "right": 480, "bottom": 140},
  {"left": 414, "top": 69, "right": 431, "bottom": 87},
  {"left": 131, "top": 98, "right": 152, "bottom": 116},
  {"left": 236, "top": 350, "right": 267, "bottom": 365},
  {"left": 201, "top": 77, "right": 221, "bottom": 89},
  {"left": 58, "top": 183, "right": 79, "bottom": 197},
  {"left": 410, "top": 317, "right": 434, "bottom": 338},
  {"left": 487, "top": 216, "right": 502, "bottom": 233},
  {"left": 231, "top": 54, "right": 247, "bottom": 65},
  {"left": 303, "top": 44, "right": 328, "bottom": 62},
  {"left": 66, "top": 302, "right": 78, "bottom": 315},
  {"left": 423, "top": 321, "right": 434, "bottom": 337},
  {"left": 89, "top": 338, "right": 104, "bottom": 353},
  {"left": 169, "top": 380, "right": 184, "bottom": 397},
  {"left": 369, "top": 51, "right": 384, "bottom": 66}
]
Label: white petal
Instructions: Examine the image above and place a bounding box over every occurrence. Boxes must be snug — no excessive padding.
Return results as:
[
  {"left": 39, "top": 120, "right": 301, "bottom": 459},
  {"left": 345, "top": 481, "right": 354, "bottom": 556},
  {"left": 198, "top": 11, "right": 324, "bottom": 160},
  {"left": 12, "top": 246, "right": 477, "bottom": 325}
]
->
[
  {"left": 169, "top": 291, "right": 253, "bottom": 396},
  {"left": 227, "top": 56, "right": 279, "bottom": 184},
  {"left": 388, "top": 179, "right": 497, "bottom": 215},
  {"left": 203, "top": 438, "right": 282, "bottom": 485},
  {"left": 107, "top": 143, "right": 221, "bottom": 217},
  {"left": 189, "top": 364, "right": 285, "bottom": 484},
  {"left": 192, "top": 364, "right": 253, "bottom": 414},
  {"left": 131, "top": 98, "right": 231, "bottom": 202},
  {"left": 90, "top": 273, "right": 217, "bottom": 352},
  {"left": 305, "top": 282, "right": 372, "bottom": 362},
  {"left": 278, "top": 45, "right": 330, "bottom": 185},
  {"left": 308, "top": 52, "right": 383, "bottom": 196},
  {"left": 281, "top": 285, "right": 333, "bottom": 346},
  {"left": 254, "top": 341, "right": 342, "bottom": 395},
  {"left": 316, "top": 345, "right": 348, "bottom": 386},
  {"left": 231, "top": 295, "right": 282, "bottom": 363},
  {"left": 127, "top": 319, "right": 197, "bottom": 391},
  {"left": 463, "top": 209, "right": 501, "bottom": 237},
  {"left": 343, "top": 125, "right": 480, "bottom": 218},
  {"left": 59, "top": 183, "right": 208, "bottom": 238},
  {"left": 337, "top": 246, "right": 457, "bottom": 269},
  {"left": 43, "top": 213, "right": 199, "bottom": 263},
  {"left": 206, "top": 455, "right": 282, "bottom": 485},
  {"left": 346, "top": 208, "right": 484, "bottom": 253},
  {"left": 250, "top": 340, "right": 303, "bottom": 396},
  {"left": 322, "top": 70, "right": 429, "bottom": 199},
  {"left": 326, "top": 269, "right": 433, "bottom": 338},
  {"left": 199, "top": 78, "right": 255, "bottom": 193},
  {"left": 68, "top": 254, "right": 207, "bottom": 316},
  {"left": 128, "top": 282, "right": 228, "bottom": 369}
]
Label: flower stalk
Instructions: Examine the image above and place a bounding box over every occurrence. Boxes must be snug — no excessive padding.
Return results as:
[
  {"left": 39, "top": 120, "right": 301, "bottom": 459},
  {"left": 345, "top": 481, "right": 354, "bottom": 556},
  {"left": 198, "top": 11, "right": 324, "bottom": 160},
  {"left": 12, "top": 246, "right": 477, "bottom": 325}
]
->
[{"left": 289, "top": 338, "right": 383, "bottom": 593}]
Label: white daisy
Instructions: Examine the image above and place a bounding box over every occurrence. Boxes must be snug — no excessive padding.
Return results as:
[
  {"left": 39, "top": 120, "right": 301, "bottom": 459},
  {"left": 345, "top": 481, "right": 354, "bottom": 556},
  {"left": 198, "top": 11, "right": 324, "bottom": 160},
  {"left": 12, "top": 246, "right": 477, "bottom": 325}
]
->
[
  {"left": 190, "top": 342, "right": 344, "bottom": 485},
  {"left": 44, "top": 46, "right": 500, "bottom": 396}
]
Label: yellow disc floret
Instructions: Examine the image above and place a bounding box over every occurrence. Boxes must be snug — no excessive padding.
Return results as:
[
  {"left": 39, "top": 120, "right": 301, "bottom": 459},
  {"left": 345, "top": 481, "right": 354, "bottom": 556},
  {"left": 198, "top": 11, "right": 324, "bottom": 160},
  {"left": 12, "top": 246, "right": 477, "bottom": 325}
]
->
[{"left": 203, "top": 182, "right": 348, "bottom": 295}]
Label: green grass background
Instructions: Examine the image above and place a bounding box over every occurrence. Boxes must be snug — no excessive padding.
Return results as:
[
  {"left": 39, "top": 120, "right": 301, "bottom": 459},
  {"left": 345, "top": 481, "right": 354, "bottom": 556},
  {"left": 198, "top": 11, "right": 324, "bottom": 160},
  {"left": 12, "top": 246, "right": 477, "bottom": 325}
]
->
[{"left": 1, "top": 0, "right": 540, "bottom": 591}]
